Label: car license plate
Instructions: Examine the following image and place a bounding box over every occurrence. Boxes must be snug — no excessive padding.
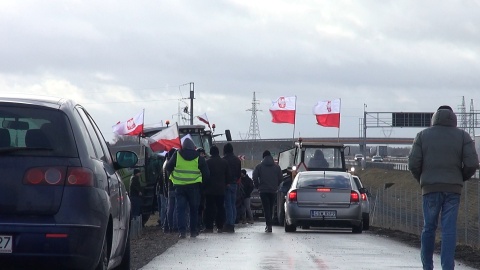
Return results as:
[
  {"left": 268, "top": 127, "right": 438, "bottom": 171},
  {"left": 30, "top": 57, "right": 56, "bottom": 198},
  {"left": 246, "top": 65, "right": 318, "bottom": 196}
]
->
[
  {"left": 0, "top": 235, "right": 12, "bottom": 253},
  {"left": 311, "top": 210, "right": 336, "bottom": 218},
  {"left": 253, "top": 210, "right": 263, "bottom": 214}
]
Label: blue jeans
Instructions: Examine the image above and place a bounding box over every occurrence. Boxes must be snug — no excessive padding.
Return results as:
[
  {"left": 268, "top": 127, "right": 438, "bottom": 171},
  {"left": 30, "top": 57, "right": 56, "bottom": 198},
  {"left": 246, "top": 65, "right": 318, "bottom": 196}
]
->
[
  {"left": 157, "top": 194, "right": 167, "bottom": 227},
  {"left": 224, "top": 183, "right": 237, "bottom": 226},
  {"left": 175, "top": 184, "right": 200, "bottom": 235},
  {"left": 166, "top": 190, "right": 177, "bottom": 231},
  {"left": 421, "top": 192, "right": 460, "bottom": 270}
]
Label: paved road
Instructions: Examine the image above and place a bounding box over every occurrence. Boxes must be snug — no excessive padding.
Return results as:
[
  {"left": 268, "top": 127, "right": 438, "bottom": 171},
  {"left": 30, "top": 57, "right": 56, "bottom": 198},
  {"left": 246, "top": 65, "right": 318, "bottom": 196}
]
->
[{"left": 141, "top": 222, "right": 474, "bottom": 270}]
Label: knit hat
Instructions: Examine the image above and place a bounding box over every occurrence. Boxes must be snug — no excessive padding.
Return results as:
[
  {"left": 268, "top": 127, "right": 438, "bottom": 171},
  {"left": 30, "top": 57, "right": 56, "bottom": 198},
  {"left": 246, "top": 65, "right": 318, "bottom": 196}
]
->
[{"left": 262, "top": 150, "right": 271, "bottom": 158}]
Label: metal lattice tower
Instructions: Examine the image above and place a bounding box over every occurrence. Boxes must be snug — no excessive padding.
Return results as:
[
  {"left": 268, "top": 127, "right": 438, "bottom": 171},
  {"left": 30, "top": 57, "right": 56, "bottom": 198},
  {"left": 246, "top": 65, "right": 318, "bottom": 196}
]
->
[
  {"left": 468, "top": 99, "right": 476, "bottom": 138},
  {"left": 246, "top": 92, "right": 261, "bottom": 140},
  {"left": 458, "top": 96, "right": 467, "bottom": 131}
]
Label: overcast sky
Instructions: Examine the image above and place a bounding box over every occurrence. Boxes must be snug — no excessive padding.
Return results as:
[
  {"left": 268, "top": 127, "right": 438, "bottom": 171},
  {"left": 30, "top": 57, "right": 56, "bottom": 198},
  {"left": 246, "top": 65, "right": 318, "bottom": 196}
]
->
[{"left": 1, "top": 1, "right": 479, "bottom": 143}]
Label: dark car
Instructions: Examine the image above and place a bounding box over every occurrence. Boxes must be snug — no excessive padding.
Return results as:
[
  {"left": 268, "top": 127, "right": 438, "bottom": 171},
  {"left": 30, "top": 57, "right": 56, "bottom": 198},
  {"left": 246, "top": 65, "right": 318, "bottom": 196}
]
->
[{"left": 0, "top": 95, "right": 138, "bottom": 269}]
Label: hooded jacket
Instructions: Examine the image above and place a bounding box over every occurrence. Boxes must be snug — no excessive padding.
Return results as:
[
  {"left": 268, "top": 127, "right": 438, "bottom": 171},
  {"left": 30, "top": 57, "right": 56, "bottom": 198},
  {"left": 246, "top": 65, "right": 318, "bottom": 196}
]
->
[
  {"left": 252, "top": 155, "right": 283, "bottom": 193},
  {"left": 166, "top": 138, "right": 209, "bottom": 185},
  {"left": 408, "top": 108, "right": 479, "bottom": 195}
]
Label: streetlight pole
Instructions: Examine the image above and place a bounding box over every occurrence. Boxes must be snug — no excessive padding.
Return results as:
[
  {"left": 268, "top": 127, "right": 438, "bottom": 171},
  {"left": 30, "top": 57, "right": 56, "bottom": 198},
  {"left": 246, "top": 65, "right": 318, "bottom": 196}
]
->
[
  {"left": 189, "top": 82, "right": 194, "bottom": 125},
  {"left": 363, "top": 103, "right": 367, "bottom": 169}
]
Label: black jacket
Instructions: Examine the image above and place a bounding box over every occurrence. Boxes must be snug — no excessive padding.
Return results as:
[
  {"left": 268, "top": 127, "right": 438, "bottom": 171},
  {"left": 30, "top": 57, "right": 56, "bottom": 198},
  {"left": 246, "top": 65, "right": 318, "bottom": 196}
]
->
[
  {"left": 204, "top": 154, "right": 230, "bottom": 195},
  {"left": 241, "top": 174, "right": 254, "bottom": 198},
  {"left": 252, "top": 155, "right": 283, "bottom": 193},
  {"left": 223, "top": 153, "right": 241, "bottom": 185}
]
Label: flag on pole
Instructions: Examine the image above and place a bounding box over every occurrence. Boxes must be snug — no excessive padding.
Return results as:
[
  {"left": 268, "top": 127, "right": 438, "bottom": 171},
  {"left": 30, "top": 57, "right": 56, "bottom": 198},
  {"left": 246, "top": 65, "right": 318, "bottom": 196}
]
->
[
  {"left": 148, "top": 123, "right": 182, "bottom": 152},
  {"left": 112, "top": 111, "right": 144, "bottom": 136},
  {"left": 196, "top": 113, "right": 210, "bottom": 128},
  {"left": 313, "top": 98, "right": 341, "bottom": 127},
  {"left": 269, "top": 96, "right": 296, "bottom": 124}
]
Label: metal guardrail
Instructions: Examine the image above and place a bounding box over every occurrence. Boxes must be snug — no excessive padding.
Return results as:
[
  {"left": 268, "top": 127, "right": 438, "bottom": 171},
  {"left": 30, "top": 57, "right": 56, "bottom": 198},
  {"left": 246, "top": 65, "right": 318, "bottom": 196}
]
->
[{"left": 354, "top": 160, "right": 480, "bottom": 249}]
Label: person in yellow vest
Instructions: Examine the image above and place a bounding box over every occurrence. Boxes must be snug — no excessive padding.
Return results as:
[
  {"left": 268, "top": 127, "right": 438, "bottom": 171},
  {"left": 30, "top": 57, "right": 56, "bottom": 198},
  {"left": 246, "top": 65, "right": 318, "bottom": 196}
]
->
[{"left": 165, "top": 138, "right": 209, "bottom": 238}]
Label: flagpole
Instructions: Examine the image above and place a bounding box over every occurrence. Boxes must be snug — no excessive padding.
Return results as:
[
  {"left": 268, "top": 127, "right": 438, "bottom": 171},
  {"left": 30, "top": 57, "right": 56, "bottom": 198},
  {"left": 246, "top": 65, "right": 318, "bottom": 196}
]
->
[
  {"left": 292, "top": 95, "right": 297, "bottom": 145},
  {"left": 337, "top": 99, "right": 341, "bottom": 142}
]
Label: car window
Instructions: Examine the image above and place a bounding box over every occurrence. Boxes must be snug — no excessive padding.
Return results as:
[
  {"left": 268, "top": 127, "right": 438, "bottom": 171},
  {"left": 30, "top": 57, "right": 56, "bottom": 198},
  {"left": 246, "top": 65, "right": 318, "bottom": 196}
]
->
[
  {"left": 298, "top": 174, "right": 351, "bottom": 189},
  {"left": 0, "top": 105, "right": 77, "bottom": 157},
  {"left": 75, "top": 107, "right": 105, "bottom": 161},
  {"left": 352, "top": 176, "right": 363, "bottom": 189},
  {"left": 85, "top": 110, "right": 113, "bottom": 164}
]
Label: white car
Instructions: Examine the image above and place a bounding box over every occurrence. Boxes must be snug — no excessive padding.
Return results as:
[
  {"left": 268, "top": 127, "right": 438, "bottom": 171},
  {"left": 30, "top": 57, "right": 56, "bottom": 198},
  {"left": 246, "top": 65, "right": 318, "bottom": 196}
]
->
[
  {"left": 371, "top": 155, "right": 383, "bottom": 162},
  {"left": 354, "top": 154, "right": 364, "bottom": 161}
]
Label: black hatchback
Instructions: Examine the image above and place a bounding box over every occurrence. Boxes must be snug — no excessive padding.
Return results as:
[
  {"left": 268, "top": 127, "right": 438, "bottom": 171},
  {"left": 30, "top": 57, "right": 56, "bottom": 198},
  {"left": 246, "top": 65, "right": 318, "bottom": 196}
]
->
[{"left": 0, "top": 95, "right": 138, "bottom": 269}]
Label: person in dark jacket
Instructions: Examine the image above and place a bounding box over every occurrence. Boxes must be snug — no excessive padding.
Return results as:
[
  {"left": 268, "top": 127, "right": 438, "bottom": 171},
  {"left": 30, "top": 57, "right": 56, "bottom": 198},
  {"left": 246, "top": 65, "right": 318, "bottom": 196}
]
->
[
  {"left": 129, "top": 168, "right": 143, "bottom": 220},
  {"left": 252, "top": 150, "right": 283, "bottom": 233},
  {"left": 240, "top": 169, "right": 255, "bottom": 224},
  {"left": 203, "top": 145, "right": 231, "bottom": 233},
  {"left": 166, "top": 138, "right": 210, "bottom": 238},
  {"left": 408, "top": 105, "right": 479, "bottom": 270},
  {"left": 223, "top": 143, "right": 242, "bottom": 233}
]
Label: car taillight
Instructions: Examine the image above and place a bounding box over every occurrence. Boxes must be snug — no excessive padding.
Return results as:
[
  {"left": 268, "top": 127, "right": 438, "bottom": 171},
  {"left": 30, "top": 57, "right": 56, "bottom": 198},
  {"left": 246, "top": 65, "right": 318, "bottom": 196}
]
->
[
  {"left": 24, "top": 167, "right": 94, "bottom": 186},
  {"left": 361, "top": 193, "right": 367, "bottom": 201},
  {"left": 24, "top": 167, "right": 66, "bottom": 185},
  {"left": 288, "top": 190, "right": 297, "bottom": 202},
  {"left": 350, "top": 191, "right": 360, "bottom": 203},
  {"left": 67, "top": 167, "right": 94, "bottom": 186},
  {"left": 317, "top": 188, "right": 331, "bottom": 192}
]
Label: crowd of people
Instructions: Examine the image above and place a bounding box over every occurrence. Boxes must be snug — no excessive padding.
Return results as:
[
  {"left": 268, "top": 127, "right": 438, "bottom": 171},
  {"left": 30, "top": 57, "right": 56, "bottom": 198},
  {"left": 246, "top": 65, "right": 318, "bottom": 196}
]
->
[{"left": 131, "top": 138, "right": 283, "bottom": 238}]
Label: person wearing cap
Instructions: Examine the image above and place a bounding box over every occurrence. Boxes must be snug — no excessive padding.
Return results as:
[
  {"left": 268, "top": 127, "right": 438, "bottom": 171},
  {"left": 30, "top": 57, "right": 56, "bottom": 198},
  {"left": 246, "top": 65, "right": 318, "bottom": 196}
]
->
[
  {"left": 129, "top": 168, "right": 143, "bottom": 220},
  {"left": 408, "top": 105, "right": 479, "bottom": 269},
  {"left": 252, "top": 150, "right": 283, "bottom": 233},
  {"left": 166, "top": 138, "right": 209, "bottom": 238}
]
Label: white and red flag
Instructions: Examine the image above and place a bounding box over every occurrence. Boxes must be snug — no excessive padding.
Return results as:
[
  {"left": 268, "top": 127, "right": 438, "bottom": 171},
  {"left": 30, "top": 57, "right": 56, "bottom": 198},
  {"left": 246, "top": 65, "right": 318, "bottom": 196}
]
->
[
  {"left": 313, "top": 98, "right": 341, "bottom": 127},
  {"left": 269, "top": 96, "right": 296, "bottom": 124},
  {"left": 112, "top": 111, "right": 144, "bottom": 136},
  {"left": 196, "top": 113, "right": 210, "bottom": 128},
  {"left": 148, "top": 123, "right": 182, "bottom": 152}
]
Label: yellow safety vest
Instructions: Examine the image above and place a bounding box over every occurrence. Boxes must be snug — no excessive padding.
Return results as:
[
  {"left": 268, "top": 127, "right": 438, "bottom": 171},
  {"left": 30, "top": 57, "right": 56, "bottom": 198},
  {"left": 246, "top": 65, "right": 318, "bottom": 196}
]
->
[{"left": 170, "top": 154, "right": 202, "bottom": 185}]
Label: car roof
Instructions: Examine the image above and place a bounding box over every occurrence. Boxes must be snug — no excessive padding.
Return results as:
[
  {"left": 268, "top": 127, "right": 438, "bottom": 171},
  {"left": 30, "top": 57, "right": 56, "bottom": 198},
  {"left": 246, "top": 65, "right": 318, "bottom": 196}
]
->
[
  {"left": 296, "top": 170, "right": 351, "bottom": 178},
  {"left": 0, "top": 94, "right": 70, "bottom": 110}
]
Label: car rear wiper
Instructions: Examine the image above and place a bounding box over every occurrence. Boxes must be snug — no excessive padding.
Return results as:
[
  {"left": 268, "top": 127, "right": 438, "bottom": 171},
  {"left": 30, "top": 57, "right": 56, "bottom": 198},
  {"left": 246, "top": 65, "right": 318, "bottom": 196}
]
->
[{"left": 0, "top": 147, "right": 54, "bottom": 154}]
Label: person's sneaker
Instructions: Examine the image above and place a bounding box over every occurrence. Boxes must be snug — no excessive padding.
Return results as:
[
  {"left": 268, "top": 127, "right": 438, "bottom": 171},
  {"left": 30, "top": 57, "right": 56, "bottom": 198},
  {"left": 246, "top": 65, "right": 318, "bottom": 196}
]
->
[
  {"left": 178, "top": 233, "right": 186, "bottom": 239},
  {"left": 203, "top": 228, "right": 214, "bottom": 233},
  {"left": 265, "top": 226, "right": 272, "bottom": 232},
  {"left": 225, "top": 225, "right": 235, "bottom": 233},
  {"left": 190, "top": 232, "right": 199, "bottom": 238},
  {"left": 216, "top": 228, "right": 223, "bottom": 233}
]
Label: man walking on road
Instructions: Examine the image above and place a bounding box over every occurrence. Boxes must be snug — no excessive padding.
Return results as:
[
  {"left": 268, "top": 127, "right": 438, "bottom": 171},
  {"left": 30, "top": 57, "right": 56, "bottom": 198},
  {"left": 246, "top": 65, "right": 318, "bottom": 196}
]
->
[
  {"left": 223, "top": 143, "right": 241, "bottom": 233},
  {"left": 408, "top": 105, "right": 479, "bottom": 270},
  {"left": 252, "top": 150, "right": 283, "bottom": 233},
  {"left": 166, "top": 138, "right": 209, "bottom": 238}
]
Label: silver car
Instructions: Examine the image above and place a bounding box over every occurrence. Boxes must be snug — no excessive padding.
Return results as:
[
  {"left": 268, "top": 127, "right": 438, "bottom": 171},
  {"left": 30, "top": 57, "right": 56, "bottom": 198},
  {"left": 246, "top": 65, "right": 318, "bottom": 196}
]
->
[
  {"left": 284, "top": 171, "right": 363, "bottom": 233},
  {"left": 351, "top": 175, "right": 370, "bottom": 230}
]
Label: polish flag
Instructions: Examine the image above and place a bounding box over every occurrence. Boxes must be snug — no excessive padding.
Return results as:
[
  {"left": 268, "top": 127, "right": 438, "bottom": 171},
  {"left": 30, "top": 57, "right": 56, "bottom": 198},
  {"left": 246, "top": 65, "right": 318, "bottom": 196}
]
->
[
  {"left": 269, "top": 96, "right": 296, "bottom": 124},
  {"left": 313, "top": 99, "right": 341, "bottom": 127},
  {"left": 196, "top": 113, "right": 210, "bottom": 128},
  {"left": 148, "top": 123, "right": 182, "bottom": 152},
  {"left": 112, "top": 111, "right": 144, "bottom": 136}
]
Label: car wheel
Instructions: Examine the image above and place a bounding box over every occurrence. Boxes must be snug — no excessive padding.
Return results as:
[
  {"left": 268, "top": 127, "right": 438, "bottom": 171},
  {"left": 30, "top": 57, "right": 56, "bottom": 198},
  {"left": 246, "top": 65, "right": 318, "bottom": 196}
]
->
[
  {"left": 95, "top": 236, "right": 108, "bottom": 270},
  {"left": 352, "top": 223, "right": 363, "bottom": 234},
  {"left": 116, "top": 234, "right": 131, "bottom": 270},
  {"left": 363, "top": 214, "right": 370, "bottom": 231},
  {"left": 284, "top": 219, "right": 296, "bottom": 233}
]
